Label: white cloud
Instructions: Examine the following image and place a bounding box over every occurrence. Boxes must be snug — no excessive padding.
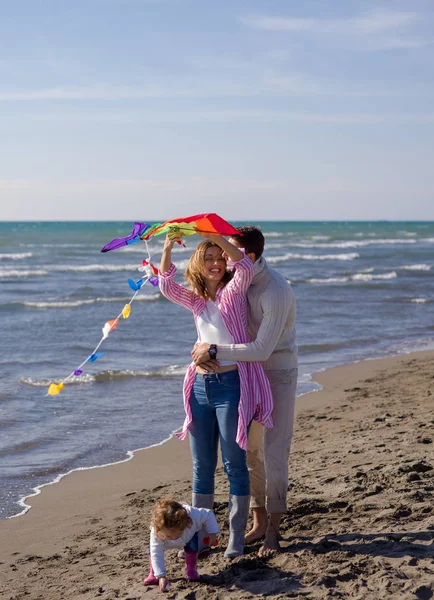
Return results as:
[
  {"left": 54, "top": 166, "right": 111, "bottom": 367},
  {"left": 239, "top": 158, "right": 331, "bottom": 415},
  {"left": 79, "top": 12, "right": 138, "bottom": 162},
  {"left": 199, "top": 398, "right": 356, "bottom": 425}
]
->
[
  {"left": 240, "top": 8, "right": 431, "bottom": 50},
  {"left": 241, "top": 9, "right": 420, "bottom": 35}
]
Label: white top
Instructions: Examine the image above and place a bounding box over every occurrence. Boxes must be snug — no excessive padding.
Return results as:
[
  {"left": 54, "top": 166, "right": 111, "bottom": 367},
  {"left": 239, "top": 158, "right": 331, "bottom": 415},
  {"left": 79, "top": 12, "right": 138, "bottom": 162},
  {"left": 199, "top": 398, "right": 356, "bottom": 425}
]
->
[
  {"left": 149, "top": 504, "right": 220, "bottom": 578},
  {"left": 197, "top": 300, "right": 236, "bottom": 366}
]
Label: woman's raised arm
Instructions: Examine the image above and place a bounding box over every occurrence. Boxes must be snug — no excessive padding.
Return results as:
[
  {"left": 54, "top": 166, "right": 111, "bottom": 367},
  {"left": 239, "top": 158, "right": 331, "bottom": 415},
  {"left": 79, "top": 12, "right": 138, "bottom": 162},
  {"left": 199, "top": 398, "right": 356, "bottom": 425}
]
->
[
  {"left": 160, "top": 234, "right": 176, "bottom": 274},
  {"left": 197, "top": 233, "right": 243, "bottom": 262}
]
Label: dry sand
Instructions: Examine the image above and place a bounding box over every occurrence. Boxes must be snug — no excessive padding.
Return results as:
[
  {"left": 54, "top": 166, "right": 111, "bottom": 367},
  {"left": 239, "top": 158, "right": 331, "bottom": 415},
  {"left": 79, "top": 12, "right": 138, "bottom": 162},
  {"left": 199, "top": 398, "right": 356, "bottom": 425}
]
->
[{"left": 1, "top": 350, "right": 434, "bottom": 600}]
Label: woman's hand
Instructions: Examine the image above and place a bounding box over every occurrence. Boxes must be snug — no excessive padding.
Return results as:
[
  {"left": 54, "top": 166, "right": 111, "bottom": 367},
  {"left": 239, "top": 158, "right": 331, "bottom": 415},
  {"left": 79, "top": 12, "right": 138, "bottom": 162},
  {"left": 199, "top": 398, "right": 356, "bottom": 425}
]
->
[
  {"left": 159, "top": 576, "right": 170, "bottom": 592},
  {"left": 164, "top": 233, "right": 179, "bottom": 248},
  {"left": 196, "top": 231, "right": 222, "bottom": 243},
  {"left": 192, "top": 343, "right": 213, "bottom": 365}
]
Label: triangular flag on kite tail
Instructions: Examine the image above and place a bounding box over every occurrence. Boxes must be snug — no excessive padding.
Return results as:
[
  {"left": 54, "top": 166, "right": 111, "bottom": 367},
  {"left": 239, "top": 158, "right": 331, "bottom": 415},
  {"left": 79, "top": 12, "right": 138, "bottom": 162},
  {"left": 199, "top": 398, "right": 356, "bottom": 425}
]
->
[{"left": 47, "top": 382, "right": 65, "bottom": 396}]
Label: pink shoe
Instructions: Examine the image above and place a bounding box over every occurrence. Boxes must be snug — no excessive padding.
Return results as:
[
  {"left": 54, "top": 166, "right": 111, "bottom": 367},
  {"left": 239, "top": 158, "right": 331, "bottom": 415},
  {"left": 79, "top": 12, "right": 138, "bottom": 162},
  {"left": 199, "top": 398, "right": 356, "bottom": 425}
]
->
[
  {"left": 143, "top": 559, "right": 159, "bottom": 586},
  {"left": 184, "top": 550, "right": 200, "bottom": 581}
]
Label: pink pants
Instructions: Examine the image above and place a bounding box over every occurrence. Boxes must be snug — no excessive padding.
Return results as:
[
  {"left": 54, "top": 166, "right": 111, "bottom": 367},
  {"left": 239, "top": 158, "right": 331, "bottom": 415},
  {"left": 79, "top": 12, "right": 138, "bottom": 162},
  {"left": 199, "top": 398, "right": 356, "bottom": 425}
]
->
[{"left": 247, "top": 367, "right": 298, "bottom": 514}]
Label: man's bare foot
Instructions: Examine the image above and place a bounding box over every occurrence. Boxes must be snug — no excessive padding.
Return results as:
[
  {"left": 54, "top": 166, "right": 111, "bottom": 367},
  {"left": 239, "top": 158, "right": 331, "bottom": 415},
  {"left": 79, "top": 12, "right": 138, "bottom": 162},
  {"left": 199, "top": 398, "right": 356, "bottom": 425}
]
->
[
  {"left": 244, "top": 525, "right": 266, "bottom": 544},
  {"left": 258, "top": 524, "right": 281, "bottom": 557},
  {"left": 245, "top": 507, "right": 268, "bottom": 544}
]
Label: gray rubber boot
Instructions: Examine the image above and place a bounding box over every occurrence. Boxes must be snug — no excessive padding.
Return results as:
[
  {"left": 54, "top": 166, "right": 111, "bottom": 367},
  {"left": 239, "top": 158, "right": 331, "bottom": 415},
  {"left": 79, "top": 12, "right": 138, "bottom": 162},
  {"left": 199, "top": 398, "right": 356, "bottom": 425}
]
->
[
  {"left": 224, "top": 494, "right": 250, "bottom": 558},
  {"left": 192, "top": 492, "right": 214, "bottom": 510},
  {"left": 193, "top": 493, "right": 215, "bottom": 557}
]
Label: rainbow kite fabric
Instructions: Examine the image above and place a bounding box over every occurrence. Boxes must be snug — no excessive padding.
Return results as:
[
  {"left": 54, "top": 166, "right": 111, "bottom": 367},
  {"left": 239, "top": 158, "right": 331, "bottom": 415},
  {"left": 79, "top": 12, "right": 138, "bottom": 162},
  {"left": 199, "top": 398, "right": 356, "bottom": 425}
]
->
[
  {"left": 48, "top": 213, "right": 239, "bottom": 396},
  {"left": 101, "top": 213, "right": 239, "bottom": 252}
]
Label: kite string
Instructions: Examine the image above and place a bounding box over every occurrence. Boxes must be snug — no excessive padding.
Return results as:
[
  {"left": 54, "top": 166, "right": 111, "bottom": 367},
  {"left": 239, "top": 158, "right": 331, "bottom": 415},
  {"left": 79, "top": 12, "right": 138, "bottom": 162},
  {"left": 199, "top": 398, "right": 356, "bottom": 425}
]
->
[{"left": 48, "top": 239, "right": 155, "bottom": 392}]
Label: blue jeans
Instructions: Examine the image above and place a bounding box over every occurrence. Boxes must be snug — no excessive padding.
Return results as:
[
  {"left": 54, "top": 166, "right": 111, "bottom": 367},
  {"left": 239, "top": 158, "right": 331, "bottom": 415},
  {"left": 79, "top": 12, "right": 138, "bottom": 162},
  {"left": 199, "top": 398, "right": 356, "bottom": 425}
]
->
[
  {"left": 184, "top": 532, "right": 198, "bottom": 553},
  {"left": 189, "top": 371, "right": 249, "bottom": 497}
]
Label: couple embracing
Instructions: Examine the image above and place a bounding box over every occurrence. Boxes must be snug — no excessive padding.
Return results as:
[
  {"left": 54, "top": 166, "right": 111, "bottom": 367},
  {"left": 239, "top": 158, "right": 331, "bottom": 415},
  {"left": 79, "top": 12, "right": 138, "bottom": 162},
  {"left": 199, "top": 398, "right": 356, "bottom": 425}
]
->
[{"left": 159, "top": 225, "right": 297, "bottom": 559}]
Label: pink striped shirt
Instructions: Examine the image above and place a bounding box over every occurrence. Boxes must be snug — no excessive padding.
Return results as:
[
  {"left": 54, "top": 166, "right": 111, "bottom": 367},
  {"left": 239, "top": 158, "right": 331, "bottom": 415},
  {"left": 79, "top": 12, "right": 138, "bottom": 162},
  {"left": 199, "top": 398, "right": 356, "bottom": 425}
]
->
[{"left": 159, "top": 254, "right": 273, "bottom": 450}]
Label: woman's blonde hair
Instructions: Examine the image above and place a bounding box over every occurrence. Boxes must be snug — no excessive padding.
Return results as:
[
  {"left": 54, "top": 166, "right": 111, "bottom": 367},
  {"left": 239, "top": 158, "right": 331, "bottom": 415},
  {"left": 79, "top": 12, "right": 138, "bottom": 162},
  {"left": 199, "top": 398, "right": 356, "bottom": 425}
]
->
[
  {"left": 152, "top": 499, "right": 192, "bottom": 535},
  {"left": 184, "top": 241, "right": 232, "bottom": 300}
]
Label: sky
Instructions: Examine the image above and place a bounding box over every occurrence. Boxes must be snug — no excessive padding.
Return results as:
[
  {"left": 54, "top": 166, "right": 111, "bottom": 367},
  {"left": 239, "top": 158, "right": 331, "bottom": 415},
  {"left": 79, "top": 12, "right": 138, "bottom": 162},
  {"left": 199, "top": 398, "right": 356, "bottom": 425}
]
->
[{"left": 1, "top": 0, "right": 434, "bottom": 221}]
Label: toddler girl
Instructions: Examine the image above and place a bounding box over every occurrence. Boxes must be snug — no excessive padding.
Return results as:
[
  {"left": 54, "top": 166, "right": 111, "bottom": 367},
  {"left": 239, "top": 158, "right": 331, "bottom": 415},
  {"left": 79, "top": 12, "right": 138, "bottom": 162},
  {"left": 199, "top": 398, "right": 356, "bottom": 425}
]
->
[{"left": 144, "top": 498, "right": 219, "bottom": 592}]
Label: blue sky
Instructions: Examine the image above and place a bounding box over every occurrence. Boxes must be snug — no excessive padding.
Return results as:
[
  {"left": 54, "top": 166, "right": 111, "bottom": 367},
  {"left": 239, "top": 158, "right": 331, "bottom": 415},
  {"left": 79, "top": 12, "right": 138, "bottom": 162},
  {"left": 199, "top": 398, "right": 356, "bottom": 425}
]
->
[{"left": 1, "top": 0, "right": 433, "bottom": 221}]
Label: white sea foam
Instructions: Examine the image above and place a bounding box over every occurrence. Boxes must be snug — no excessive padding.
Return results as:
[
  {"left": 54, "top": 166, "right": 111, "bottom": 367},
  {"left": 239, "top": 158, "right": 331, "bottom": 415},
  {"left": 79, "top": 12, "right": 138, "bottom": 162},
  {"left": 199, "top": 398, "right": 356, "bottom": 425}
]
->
[
  {"left": 265, "top": 242, "right": 288, "bottom": 250},
  {"left": 0, "top": 252, "right": 33, "bottom": 260},
  {"left": 307, "top": 271, "right": 397, "bottom": 284},
  {"left": 21, "top": 374, "right": 96, "bottom": 387},
  {"left": 352, "top": 271, "right": 397, "bottom": 281},
  {"left": 44, "top": 263, "right": 142, "bottom": 272},
  {"left": 287, "top": 238, "right": 417, "bottom": 249},
  {"left": 21, "top": 364, "right": 188, "bottom": 387},
  {"left": 399, "top": 264, "right": 431, "bottom": 271},
  {"left": 411, "top": 298, "right": 429, "bottom": 303},
  {"left": 21, "top": 243, "right": 92, "bottom": 248},
  {"left": 0, "top": 269, "right": 48, "bottom": 278},
  {"left": 23, "top": 293, "right": 161, "bottom": 308},
  {"left": 268, "top": 252, "right": 359, "bottom": 263},
  {"left": 308, "top": 277, "right": 349, "bottom": 284}
]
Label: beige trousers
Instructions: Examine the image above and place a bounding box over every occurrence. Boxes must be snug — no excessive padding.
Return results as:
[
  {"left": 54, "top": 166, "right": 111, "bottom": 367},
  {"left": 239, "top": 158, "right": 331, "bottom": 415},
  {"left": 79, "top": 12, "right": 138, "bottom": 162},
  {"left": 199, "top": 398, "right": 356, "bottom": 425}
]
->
[{"left": 247, "top": 367, "right": 298, "bottom": 514}]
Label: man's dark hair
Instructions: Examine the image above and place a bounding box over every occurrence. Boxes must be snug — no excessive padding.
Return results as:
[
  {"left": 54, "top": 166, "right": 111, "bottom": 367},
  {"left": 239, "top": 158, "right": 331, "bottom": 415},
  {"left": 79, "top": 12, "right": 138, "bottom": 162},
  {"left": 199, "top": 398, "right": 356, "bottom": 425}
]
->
[{"left": 232, "top": 225, "right": 265, "bottom": 260}]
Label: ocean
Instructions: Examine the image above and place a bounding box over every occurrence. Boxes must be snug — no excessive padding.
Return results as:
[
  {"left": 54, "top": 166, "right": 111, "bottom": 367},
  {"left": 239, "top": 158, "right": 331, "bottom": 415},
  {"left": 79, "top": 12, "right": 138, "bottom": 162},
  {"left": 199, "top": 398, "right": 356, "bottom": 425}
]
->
[{"left": 1, "top": 220, "right": 434, "bottom": 520}]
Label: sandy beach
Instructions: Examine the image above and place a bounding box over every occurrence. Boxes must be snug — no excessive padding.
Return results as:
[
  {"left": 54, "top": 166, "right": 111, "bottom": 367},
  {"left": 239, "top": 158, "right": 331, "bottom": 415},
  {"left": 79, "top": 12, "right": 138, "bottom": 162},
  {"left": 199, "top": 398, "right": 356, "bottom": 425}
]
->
[{"left": 1, "top": 350, "right": 434, "bottom": 600}]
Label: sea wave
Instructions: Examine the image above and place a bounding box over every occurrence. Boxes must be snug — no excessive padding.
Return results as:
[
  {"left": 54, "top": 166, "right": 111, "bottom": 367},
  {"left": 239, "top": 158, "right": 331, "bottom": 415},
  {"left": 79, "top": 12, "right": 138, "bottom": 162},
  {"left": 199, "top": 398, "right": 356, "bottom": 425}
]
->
[
  {"left": 44, "top": 263, "right": 143, "bottom": 272},
  {"left": 351, "top": 272, "right": 397, "bottom": 281},
  {"left": 23, "top": 243, "right": 98, "bottom": 248},
  {"left": 307, "top": 271, "right": 397, "bottom": 284},
  {"left": 0, "top": 269, "right": 48, "bottom": 278},
  {"left": 410, "top": 298, "right": 431, "bottom": 303},
  {"left": 300, "top": 338, "right": 377, "bottom": 353},
  {"left": 22, "top": 294, "right": 161, "bottom": 308},
  {"left": 399, "top": 264, "right": 431, "bottom": 271},
  {"left": 287, "top": 238, "right": 418, "bottom": 249},
  {"left": 268, "top": 252, "right": 359, "bottom": 263},
  {"left": 0, "top": 252, "right": 33, "bottom": 260},
  {"left": 307, "top": 277, "right": 349, "bottom": 284},
  {"left": 21, "top": 365, "right": 188, "bottom": 387}
]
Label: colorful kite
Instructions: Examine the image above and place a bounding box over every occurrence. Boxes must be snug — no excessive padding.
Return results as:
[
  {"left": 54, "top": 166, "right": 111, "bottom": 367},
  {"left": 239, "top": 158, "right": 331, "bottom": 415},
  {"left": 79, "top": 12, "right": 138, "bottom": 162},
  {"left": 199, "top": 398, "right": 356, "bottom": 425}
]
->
[
  {"left": 48, "top": 213, "right": 239, "bottom": 396},
  {"left": 100, "top": 213, "right": 239, "bottom": 252}
]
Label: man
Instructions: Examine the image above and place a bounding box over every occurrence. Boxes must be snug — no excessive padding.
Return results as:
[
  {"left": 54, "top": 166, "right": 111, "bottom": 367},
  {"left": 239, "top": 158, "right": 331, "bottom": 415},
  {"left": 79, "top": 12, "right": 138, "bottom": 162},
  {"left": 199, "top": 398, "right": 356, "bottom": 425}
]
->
[{"left": 191, "top": 226, "right": 298, "bottom": 556}]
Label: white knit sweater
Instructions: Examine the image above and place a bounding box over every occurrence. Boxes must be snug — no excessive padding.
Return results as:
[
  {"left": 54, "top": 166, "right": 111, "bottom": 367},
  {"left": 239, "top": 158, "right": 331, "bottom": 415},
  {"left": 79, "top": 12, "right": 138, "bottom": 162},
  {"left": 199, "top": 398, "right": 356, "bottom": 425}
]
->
[{"left": 216, "top": 257, "right": 297, "bottom": 370}]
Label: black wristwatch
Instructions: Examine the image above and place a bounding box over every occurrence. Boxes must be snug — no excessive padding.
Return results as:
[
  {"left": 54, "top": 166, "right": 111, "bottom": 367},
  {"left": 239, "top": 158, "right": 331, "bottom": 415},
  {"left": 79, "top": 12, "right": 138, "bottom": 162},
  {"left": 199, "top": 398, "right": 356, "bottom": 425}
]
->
[{"left": 208, "top": 344, "right": 217, "bottom": 360}]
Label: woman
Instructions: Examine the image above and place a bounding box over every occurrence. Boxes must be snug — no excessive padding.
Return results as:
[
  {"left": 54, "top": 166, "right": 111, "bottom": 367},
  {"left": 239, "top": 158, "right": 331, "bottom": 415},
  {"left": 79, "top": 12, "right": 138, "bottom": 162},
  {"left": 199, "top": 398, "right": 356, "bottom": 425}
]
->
[{"left": 159, "top": 232, "right": 273, "bottom": 558}]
